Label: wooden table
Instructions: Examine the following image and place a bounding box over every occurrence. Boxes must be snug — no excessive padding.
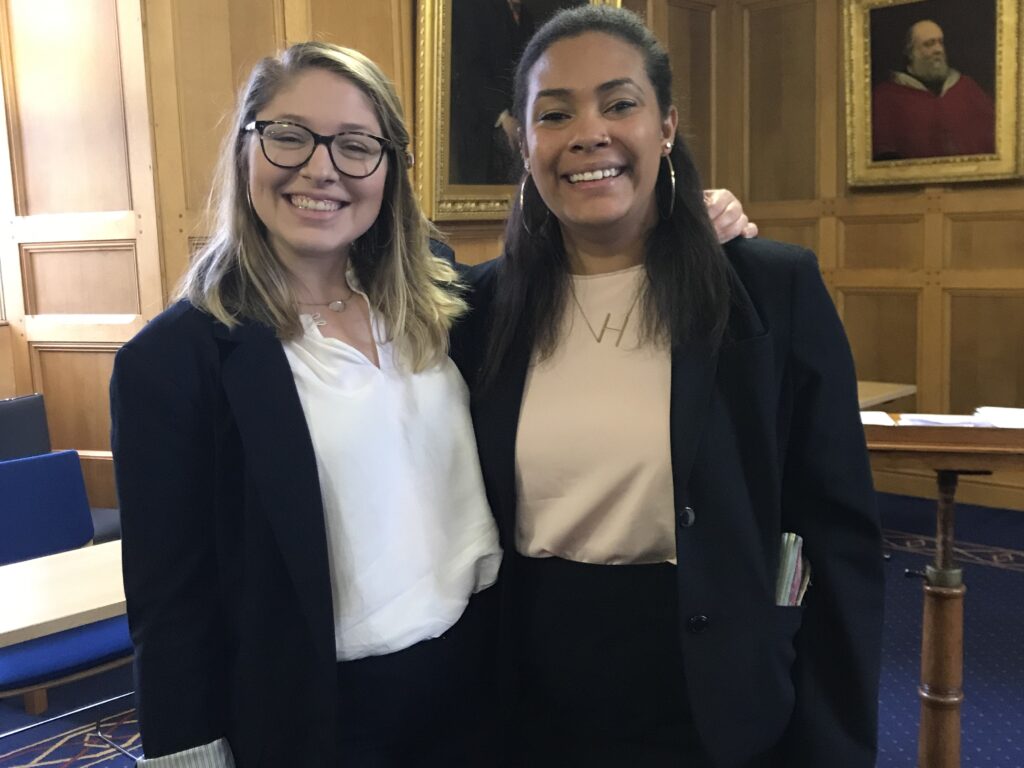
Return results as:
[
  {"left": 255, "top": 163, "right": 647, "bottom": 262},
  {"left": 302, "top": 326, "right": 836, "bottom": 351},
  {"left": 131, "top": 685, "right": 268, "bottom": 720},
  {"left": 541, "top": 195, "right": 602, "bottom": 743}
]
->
[
  {"left": 857, "top": 380, "right": 917, "bottom": 409},
  {"left": 864, "top": 424, "right": 1024, "bottom": 768},
  {"left": 0, "top": 541, "right": 126, "bottom": 649}
]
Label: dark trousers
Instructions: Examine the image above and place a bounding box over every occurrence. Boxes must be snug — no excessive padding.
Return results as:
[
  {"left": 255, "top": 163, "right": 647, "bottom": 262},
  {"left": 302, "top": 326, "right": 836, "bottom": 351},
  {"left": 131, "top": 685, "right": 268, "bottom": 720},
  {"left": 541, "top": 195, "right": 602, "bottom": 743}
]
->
[
  {"left": 335, "top": 589, "right": 498, "bottom": 767},
  {"left": 508, "top": 555, "right": 714, "bottom": 767}
]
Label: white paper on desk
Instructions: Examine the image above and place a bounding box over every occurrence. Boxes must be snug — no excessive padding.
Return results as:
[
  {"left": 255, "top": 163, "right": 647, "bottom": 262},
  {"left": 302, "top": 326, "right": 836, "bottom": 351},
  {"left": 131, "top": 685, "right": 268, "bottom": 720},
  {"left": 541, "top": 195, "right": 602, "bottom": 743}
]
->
[
  {"left": 861, "top": 411, "right": 897, "bottom": 426},
  {"left": 974, "top": 407, "right": 1024, "bottom": 428},
  {"left": 896, "top": 413, "right": 994, "bottom": 427}
]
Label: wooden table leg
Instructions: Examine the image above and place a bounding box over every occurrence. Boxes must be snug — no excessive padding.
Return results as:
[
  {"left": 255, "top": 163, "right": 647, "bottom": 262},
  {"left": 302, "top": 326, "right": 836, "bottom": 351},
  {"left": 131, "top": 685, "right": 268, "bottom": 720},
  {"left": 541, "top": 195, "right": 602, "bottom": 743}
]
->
[{"left": 918, "top": 470, "right": 965, "bottom": 768}]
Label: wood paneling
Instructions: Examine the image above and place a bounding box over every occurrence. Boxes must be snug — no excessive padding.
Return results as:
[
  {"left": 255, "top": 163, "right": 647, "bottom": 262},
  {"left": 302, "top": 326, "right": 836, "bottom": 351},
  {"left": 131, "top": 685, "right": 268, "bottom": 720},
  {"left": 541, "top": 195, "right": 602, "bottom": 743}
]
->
[
  {"left": 744, "top": 0, "right": 816, "bottom": 202},
  {"left": 840, "top": 290, "right": 918, "bottom": 387},
  {"left": 443, "top": 222, "right": 505, "bottom": 267},
  {"left": 717, "top": 0, "right": 1024, "bottom": 507},
  {"left": 172, "top": 0, "right": 280, "bottom": 213},
  {"left": 839, "top": 216, "right": 925, "bottom": 270},
  {"left": 757, "top": 219, "right": 817, "bottom": 253},
  {"left": 80, "top": 451, "right": 118, "bottom": 508},
  {"left": 31, "top": 346, "right": 116, "bottom": 451},
  {"left": 308, "top": 0, "right": 414, "bottom": 129},
  {"left": 4, "top": 0, "right": 131, "bottom": 214},
  {"left": 667, "top": 1, "right": 715, "bottom": 184},
  {"left": 947, "top": 214, "right": 1024, "bottom": 270},
  {"left": 0, "top": 323, "right": 14, "bottom": 398},
  {"left": 949, "top": 293, "right": 1024, "bottom": 413},
  {"left": 21, "top": 243, "right": 139, "bottom": 315}
]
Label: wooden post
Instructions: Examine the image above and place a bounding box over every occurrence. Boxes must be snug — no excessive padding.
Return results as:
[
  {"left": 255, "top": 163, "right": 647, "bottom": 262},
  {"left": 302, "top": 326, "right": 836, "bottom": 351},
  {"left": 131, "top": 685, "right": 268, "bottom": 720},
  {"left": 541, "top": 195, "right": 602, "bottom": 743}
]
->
[{"left": 918, "top": 470, "right": 964, "bottom": 768}]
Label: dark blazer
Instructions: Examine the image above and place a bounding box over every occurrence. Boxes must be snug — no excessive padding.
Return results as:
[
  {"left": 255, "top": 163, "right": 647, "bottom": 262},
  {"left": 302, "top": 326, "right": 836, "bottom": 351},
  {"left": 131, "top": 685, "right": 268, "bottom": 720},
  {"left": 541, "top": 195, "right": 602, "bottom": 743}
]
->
[
  {"left": 110, "top": 303, "right": 339, "bottom": 766},
  {"left": 450, "top": 238, "right": 884, "bottom": 768}
]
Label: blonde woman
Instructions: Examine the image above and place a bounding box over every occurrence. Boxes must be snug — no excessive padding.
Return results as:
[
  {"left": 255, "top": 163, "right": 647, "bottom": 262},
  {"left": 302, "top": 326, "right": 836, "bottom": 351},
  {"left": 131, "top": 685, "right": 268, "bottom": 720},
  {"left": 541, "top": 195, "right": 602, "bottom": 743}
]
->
[{"left": 110, "top": 43, "right": 502, "bottom": 767}]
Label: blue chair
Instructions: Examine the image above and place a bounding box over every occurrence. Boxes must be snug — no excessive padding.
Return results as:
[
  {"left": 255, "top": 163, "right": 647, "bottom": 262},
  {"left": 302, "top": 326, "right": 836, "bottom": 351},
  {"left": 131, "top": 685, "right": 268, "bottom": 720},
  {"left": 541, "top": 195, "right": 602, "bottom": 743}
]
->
[
  {"left": 0, "top": 393, "right": 121, "bottom": 543},
  {"left": 0, "top": 393, "right": 51, "bottom": 461},
  {"left": 0, "top": 450, "right": 133, "bottom": 714}
]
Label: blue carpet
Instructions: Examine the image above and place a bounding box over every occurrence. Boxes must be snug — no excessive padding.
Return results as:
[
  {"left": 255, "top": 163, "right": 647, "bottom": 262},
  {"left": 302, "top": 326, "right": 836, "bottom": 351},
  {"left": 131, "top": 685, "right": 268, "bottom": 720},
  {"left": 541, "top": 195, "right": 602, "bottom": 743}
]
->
[{"left": 1, "top": 492, "right": 1021, "bottom": 766}]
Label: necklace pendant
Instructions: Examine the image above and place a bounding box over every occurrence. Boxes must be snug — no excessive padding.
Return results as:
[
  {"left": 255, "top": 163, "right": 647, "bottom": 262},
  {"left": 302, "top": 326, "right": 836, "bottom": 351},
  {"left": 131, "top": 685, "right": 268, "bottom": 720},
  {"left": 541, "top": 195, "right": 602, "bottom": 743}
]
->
[{"left": 327, "top": 299, "right": 347, "bottom": 312}]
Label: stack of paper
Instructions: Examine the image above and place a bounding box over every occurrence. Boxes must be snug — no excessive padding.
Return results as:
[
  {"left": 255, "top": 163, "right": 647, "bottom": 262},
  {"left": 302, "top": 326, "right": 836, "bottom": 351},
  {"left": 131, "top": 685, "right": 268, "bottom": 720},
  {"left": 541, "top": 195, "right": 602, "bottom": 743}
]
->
[
  {"left": 896, "top": 413, "right": 993, "bottom": 427},
  {"left": 974, "top": 407, "right": 1024, "bottom": 428},
  {"left": 776, "top": 532, "right": 811, "bottom": 607},
  {"left": 861, "top": 411, "right": 897, "bottom": 426}
]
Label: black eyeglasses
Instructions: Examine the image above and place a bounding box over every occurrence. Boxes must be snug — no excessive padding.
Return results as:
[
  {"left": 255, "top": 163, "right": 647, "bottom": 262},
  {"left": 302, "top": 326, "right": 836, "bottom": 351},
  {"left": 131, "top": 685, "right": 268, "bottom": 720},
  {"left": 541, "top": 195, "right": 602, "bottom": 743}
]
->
[{"left": 244, "top": 120, "right": 395, "bottom": 179}]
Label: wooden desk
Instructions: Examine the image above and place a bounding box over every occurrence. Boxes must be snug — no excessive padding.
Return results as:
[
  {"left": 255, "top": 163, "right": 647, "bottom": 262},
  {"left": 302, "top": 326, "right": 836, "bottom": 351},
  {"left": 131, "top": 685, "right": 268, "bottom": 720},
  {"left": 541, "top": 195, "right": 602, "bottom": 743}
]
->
[
  {"left": 0, "top": 541, "right": 125, "bottom": 649},
  {"left": 864, "top": 424, "right": 1024, "bottom": 768},
  {"left": 857, "top": 380, "right": 917, "bottom": 409}
]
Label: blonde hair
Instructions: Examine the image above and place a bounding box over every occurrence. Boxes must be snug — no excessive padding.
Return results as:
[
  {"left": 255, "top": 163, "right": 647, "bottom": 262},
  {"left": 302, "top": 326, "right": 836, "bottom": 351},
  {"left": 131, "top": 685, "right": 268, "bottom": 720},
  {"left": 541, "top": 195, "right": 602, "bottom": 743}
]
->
[{"left": 179, "top": 42, "right": 465, "bottom": 371}]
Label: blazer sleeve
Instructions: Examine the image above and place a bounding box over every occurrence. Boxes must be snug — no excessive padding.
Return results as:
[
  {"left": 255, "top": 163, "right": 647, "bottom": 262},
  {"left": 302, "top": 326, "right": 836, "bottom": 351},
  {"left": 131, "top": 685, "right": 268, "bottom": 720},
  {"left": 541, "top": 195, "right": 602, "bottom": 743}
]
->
[
  {"left": 778, "top": 255, "right": 885, "bottom": 767},
  {"left": 110, "top": 318, "right": 232, "bottom": 758}
]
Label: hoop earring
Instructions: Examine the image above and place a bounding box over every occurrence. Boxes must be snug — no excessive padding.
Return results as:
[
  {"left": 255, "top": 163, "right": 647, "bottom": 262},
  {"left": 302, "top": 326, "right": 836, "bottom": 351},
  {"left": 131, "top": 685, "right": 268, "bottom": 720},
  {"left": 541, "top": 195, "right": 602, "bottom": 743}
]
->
[
  {"left": 519, "top": 175, "right": 549, "bottom": 236},
  {"left": 659, "top": 155, "right": 676, "bottom": 220}
]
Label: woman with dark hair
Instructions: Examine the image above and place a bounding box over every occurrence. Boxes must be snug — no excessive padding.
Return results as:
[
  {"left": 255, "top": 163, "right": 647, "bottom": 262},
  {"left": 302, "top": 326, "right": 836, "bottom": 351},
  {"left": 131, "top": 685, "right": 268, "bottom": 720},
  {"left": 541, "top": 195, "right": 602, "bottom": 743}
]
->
[{"left": 451, "top": 6, "right": 884, "bottom": 767}]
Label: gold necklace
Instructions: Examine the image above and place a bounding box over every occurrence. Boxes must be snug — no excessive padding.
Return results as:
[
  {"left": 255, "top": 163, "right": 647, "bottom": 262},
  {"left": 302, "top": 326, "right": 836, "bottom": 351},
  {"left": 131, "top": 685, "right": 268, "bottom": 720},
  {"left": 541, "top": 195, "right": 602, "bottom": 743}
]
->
[{"left": 569, "top": 286, "right": 640, "bottom": 347}]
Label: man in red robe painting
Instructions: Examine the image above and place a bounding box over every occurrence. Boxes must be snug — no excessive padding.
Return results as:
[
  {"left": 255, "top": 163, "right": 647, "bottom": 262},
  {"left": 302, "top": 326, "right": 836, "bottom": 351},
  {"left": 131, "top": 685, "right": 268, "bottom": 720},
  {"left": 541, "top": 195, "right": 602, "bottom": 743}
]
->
[{"left": 872, "top": 19, "right": 995, "bottom": 160}]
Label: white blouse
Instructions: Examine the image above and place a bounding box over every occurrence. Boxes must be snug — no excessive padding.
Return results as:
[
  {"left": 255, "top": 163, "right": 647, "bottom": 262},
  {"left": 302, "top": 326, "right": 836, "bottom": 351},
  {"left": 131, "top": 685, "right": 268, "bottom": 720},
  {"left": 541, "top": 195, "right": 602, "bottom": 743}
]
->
[
  {"left": 282, "top": 311, "right": 502, "bottom": 661},
  {"left": 136, "top": 299, "right": 502, "bottom": 767}
]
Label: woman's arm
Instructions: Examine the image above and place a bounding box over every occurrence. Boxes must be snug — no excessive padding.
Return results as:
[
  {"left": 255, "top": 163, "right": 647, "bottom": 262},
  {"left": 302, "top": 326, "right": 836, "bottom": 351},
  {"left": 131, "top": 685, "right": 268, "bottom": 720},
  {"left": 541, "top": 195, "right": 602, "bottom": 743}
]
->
[
  {"left": 110, "top": 316, "right": 235, "bottom": 763},
  {"left": 778, "top": 254, "right": 884, "bottom": 767}
]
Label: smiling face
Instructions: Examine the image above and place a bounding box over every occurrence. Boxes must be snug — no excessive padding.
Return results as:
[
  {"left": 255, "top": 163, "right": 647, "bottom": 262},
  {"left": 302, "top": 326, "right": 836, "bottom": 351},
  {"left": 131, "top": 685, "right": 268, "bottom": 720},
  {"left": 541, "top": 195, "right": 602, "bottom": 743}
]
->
[
  {"left": 521, "top": 32, "right": 676, "bottom": 247},
  {"left": 248, "top": 67, "right": 387, "bottom": 272}
]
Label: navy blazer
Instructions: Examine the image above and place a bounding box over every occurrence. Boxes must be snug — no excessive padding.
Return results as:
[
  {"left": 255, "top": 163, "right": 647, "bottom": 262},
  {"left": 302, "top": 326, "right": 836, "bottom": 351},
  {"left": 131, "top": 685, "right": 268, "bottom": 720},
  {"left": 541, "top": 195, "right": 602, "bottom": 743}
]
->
[
  {"left": 450, "top": 238, "right": 884, "bottom": 768},
  {"left": 111, "top": 303, "right": 339, "bottom": 766},
  {"left": 109, "top": 237, "right": 458, "bottom": 766}
]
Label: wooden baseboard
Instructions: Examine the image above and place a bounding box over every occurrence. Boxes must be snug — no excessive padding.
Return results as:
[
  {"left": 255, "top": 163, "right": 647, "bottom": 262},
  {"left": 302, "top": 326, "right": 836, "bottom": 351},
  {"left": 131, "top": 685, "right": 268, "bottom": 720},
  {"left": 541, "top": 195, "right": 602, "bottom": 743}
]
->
[{"left": 873, "top": 468, "right": 1024, "bottom": 511}]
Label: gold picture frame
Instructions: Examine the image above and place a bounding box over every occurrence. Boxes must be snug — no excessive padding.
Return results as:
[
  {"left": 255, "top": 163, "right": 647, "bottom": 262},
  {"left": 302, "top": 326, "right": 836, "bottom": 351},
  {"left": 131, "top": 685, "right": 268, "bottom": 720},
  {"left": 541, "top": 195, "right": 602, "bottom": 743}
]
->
[
  {"left": 845, "top": 0, "right": 1021, "bottom": 186},
  {"left": 416, "top": 0, "right": 621, "bottom": 221}
]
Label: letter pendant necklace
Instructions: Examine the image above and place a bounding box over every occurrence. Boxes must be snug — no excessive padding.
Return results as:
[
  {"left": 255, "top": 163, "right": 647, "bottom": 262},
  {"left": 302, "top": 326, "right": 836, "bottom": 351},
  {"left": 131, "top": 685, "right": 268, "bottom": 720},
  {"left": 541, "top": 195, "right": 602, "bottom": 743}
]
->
[{"left": 569, "top": 287, "right": 640, "bottom": 347}]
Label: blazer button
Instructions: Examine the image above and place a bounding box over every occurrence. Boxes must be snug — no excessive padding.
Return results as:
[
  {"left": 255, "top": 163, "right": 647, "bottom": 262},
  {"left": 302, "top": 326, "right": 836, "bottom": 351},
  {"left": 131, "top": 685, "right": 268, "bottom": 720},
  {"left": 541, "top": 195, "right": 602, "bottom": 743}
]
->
[
  {"left": 677, "top": 506, "right": 696, "bottom": 528},
  {"left": 687, "top": 614, "right": 710, "bottom": 634}
]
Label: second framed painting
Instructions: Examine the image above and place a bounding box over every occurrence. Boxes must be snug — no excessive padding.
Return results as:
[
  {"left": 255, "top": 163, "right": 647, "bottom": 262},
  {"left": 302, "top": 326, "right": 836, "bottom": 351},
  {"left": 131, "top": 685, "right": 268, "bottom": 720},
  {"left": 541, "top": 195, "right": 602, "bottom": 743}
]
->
[
  {"left": 416, "top": 0, "right": 621, "bottom": 221},
  {"left": 845, "top": 0, "right": 1021, "bottom": 186}
]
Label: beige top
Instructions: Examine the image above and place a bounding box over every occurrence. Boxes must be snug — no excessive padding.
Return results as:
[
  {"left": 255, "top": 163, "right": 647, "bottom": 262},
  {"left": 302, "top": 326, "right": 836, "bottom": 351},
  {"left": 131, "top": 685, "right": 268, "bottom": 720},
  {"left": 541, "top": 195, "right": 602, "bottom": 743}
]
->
[{"left": 515, "top": 265, "right": 676, "bottom": 565}]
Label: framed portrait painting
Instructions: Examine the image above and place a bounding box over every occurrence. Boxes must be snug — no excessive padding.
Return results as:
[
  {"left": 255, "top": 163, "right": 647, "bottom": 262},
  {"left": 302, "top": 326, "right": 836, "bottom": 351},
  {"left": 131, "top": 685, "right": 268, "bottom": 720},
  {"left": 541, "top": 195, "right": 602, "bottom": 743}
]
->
[
  {"left": 845, "top": 0, "right": 1021, "bottom": 186},
  {"left": 416, "top": 0, "right": 621, "bottom": 221}
]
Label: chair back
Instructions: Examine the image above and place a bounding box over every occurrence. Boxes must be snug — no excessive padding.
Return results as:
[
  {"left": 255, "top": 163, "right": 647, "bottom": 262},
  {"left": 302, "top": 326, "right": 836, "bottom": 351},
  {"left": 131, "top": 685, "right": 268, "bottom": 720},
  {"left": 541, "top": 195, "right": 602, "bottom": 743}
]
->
[
  {"left": 0, "top": 393, "right": 51, "bottom": 461},
  {"left": 0, "top": 450, "right": 94, "bottom": 566}
]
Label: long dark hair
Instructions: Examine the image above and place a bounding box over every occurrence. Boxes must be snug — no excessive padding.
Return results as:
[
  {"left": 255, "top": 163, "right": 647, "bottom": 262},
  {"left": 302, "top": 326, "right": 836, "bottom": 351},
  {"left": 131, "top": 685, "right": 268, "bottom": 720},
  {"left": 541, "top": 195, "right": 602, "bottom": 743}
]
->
[{"left": 482, "top": 5, "right": 732, "bottom": 385}]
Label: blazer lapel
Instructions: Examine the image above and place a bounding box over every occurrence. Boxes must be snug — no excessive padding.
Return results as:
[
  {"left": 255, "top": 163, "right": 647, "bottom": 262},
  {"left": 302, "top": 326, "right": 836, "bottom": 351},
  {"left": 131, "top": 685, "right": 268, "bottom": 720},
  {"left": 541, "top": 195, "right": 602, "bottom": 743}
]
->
[
  {"left": 471, "top": 328, "right": 531, "bottom": 547},
  {"left": 669, "top": 270, "right": 769, "bottom": 497},
  {"left": 214, "top": 321, "right": 335, "bottom": 660}
]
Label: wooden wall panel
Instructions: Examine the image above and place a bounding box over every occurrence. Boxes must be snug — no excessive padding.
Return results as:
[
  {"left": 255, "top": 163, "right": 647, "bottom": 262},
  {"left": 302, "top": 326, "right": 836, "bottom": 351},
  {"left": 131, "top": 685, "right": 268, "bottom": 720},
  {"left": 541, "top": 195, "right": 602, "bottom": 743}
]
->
[
  {"left": 840, "top": 290, "right": 918, "bottom": 388},
  {"left": 308, "top": 0, "right": 414, "bottom": 120},
  {"left": 4, "top": 0, "right": 131, "bottom": 214},
  {"left": 172, "top": 0, "right": 279, "bottom": 214},
  {"left": 21, "top": 243, "right": 139, "bottom": 315},
  {"left": 946, "top": 214, "right": 1024, "bottom": 270},
  {"left": 31, "top": 346, "right": 116, "bottom": 451},
  {"left": 667, "top": 1, "right": 715, "bottom": 184},
  {"left": 80, "top": 451, "right": 118, "bottom": 509},
  {"left": 744, "top": 0, "right": 816, "bottom": 202},
  {"left": 443, "top": 222, "right": 505, "bottom": 267},
  {"left": 0, "top": 323, "right": 14, "bottom": 398},
  {"left": 839, "top": 216, "right": 924, "bottom": 270},
  {"left": 948, "top": 293, "right": 1024, "bottom": 413},
  {"left": 757, "top": 219, "right": 818, "bottom": 253}
]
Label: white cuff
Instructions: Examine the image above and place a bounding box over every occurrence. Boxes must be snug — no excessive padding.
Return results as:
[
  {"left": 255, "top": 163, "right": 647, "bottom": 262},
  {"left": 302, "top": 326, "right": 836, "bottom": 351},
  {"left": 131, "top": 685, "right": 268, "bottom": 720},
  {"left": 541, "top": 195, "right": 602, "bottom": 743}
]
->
[{"left": 137, "top": 737, "right": 235, "bottom": 768}]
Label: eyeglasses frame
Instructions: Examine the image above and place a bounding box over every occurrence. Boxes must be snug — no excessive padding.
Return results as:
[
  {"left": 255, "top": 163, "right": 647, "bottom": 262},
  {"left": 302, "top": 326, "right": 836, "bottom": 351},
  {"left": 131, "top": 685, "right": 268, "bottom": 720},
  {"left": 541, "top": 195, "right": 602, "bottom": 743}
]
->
[{"left": 243, "top": 119, "right": 397, "bottom": 179}]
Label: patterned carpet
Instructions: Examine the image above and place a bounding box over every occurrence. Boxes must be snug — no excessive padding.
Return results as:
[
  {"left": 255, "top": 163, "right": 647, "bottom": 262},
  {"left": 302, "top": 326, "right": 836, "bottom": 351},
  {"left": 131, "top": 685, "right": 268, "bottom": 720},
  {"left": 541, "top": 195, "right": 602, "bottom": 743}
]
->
[{"left": 1, "top": 492, "right": 1021, "bottom": 766}]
